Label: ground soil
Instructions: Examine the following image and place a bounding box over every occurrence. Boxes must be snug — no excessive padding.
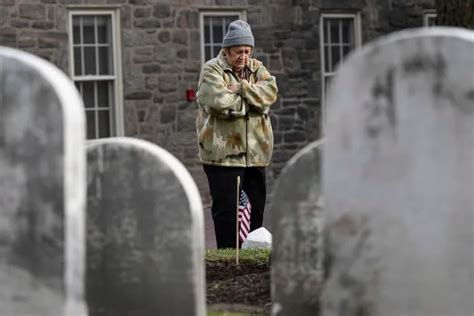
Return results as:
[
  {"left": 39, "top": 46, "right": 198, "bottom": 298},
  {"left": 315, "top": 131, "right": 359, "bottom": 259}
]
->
[{"left": 206, "top": 259, "right": 271, "bottom": 315}]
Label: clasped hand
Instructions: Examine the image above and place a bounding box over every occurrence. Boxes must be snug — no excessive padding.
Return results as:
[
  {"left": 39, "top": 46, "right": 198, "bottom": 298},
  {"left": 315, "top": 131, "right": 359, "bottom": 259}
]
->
[{"left": 228, "top": 79, "right": 248, "bottom": 95}]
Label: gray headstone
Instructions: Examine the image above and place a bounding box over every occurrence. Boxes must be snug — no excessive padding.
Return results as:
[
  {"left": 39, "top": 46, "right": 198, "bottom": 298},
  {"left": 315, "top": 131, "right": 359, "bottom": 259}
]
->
[
  {"left": 323, "top": 28, "right": 474, "bottom": 316},
  {"left": 270, "top": 140, "right": 325, "bottom": 316},
  {"left": 0, "top": 47, "right": 87, "bottom": 316},
  {"left": 86, "top": 137, "right": 205, "bottom": 316}
]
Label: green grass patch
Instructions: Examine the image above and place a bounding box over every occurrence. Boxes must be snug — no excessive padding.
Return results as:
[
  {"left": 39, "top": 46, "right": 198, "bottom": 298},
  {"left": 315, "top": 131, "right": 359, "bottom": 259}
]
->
[{"left": 205, "top": 248, "right": 271, "bottom": 266}]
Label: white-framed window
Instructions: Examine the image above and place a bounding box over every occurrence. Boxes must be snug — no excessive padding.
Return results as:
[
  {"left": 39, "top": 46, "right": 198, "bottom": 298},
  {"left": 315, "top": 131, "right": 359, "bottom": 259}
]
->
[
  {"left": 68, "top": 9, "right": 124, "bottom": 139},
  {"left": 199, "top": 11, "right": 246, "bottom": 64},
  {"left": 424, "top": 11, "right": 437, "bottom": 27},
  {"left": 320, "top": 13, "right": 361, "bottom": 123}
]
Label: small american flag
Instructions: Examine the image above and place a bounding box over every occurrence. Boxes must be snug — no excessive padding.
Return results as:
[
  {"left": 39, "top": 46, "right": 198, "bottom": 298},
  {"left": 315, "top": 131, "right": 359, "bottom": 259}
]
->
[{"left": 238, "top": 188, "right": 252, "bottom": 243}]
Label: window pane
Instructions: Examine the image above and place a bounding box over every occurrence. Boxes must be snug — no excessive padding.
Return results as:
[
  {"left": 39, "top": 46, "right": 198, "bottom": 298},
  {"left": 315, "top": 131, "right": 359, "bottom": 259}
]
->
[
  {"left": 97, "top": 16, "right": 110, "bottom": 44},
  {"left": 86, "top": 110, "right": 96, "bottom": 139},
  {"left": 342, "top": 20, "right": 354, "bottom": 45},
  {"left": 73, "top": 23, "right": 80, "bottom": 44},
  {"left": 324, "top": 45, "right": 330, "bottom": 72},
  {"left": 99, "top": 46, "right": 111, "bottom": 75},
  {"left": 213, "top": 46, "right": 221, "bottom": 58},
  {"left": 82, "top": 81, "right": 95, "bottom": 108},
  {"left": 331, "top": 45, "right": 340, "bottom": 70},
  {"left": 97, "top": 81, "right": 110, "bottom": 108},
  {"left": 342, "top": 45, "right": 351, "bottom": 59},
  {"left": 82, "top": 16, "right": 95, "bottom": 44},
  {"left": 98, "top": 110, "right": 111, "bottom": 138},
  {"left": 330, "top": 20, "right": 339, "bottom": 43},
  {"left": 213, "top": 18, "right": 223, "bottom": 44},
  {"left": 84, "top": 47, "right": 97, "bottom": 75},
  {"left": 74, "top": 47, "right": 82, "bottom": 75},
  {"left": 428, "top": 16, "right": 436, "bottom": 26},
  {"left": 322, "top": 18, "right": 356, "bottom": 74},
  {"left": 323, "top": 19, "right": 329, "bottom": 44},
  {"left": 205, "top": 46, "right": 211, "bottom": 61},
  {"left": 71, "top": 13, "right": 117, "bottom": 139},
  {"left": 204, "top": 17, "right": 211, "bottom": 43}
]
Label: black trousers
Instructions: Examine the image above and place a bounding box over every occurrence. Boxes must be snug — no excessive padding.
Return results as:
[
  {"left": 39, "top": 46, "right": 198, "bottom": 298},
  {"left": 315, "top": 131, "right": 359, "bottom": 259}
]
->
[{"left": 203, "top": 164, "right": 266, "bottom": 249}]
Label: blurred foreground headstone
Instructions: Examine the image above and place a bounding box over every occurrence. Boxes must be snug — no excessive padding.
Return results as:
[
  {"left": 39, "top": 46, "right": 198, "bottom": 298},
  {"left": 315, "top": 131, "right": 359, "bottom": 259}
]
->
[
  {"left": 0, "top": 47, "right": 87, "bottom": 316},
  {"left": 323, "top": 27, "right": 474, "bottom": 316}
]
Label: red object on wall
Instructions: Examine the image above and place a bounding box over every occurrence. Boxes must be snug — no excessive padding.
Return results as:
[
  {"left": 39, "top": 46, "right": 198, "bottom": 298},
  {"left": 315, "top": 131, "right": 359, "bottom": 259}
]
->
[{"left": 186, "top": 89, "right": 196, "bottom": 102}]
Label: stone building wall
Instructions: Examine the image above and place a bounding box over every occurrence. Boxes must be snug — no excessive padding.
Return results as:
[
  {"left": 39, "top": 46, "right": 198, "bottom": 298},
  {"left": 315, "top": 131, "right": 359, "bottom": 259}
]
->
[{"left": 0, "top": 0, "right": 435, "bottom": 202}]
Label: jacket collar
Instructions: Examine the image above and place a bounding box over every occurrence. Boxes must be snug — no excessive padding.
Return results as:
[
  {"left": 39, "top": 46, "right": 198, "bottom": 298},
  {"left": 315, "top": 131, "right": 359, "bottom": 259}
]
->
[{"left": 216, "top": 49, "right": 259, "bottom": 73}]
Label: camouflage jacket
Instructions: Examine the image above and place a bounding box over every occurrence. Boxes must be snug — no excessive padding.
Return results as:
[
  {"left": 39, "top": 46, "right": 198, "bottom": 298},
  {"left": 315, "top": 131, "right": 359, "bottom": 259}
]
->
[{"left": 196, "top": 50, "right": 278, "bottom": 167}]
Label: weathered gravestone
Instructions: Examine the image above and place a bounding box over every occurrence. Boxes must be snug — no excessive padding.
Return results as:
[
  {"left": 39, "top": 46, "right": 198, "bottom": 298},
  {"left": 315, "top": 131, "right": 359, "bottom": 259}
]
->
[
  {"left": 270, "top": 139, "right": 325, "bottom": 316},
  {"left": 0, "top": 47, "right": 87, "bottom": 315},
  {"left": 322, "top": 28, "right": 474, "bottom": 316},
  {"left": 86, "top": 137, "right": 205, "bottom": 316}
]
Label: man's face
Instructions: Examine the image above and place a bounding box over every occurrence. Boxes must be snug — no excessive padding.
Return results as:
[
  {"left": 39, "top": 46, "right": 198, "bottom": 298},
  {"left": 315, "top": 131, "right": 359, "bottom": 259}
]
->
[{"left": 225, "top": 46, "right": 252, "bottom": 72}]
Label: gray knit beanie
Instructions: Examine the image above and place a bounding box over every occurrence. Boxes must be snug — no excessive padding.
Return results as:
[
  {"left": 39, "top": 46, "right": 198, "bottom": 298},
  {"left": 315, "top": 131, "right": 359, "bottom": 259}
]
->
[{"left": 222, "top": 20, "right": 254, "bottom": 48}]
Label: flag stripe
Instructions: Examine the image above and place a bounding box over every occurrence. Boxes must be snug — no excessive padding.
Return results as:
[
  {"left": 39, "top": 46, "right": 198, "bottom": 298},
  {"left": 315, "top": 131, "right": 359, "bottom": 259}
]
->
[{"left": 238, "top": 187, "right": 252, "bottom": 243}]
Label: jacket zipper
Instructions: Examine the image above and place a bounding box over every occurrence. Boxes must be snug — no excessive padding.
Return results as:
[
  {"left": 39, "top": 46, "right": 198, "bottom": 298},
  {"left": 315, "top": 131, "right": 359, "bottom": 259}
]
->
[
  {"left": 239, "top": 78, "right": 249, "bottom": 167},
  {"left": 239, "top": 70, "right": 249, "bottom": 168},
  {"left": 245, "top": 111, "right": 248, "bottom": 168}
]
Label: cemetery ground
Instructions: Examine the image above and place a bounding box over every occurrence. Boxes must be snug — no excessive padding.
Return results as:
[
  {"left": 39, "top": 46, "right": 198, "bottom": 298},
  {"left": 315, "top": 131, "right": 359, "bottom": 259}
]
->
[
  {"left": 206, "top": 248, "right": 271, "bottom": 315},
  {"left": 3, "top": 29, "right": 473, "bottom": 316},
  {"left": 204, "top": 203, "right": 273, "bottom": 315}
]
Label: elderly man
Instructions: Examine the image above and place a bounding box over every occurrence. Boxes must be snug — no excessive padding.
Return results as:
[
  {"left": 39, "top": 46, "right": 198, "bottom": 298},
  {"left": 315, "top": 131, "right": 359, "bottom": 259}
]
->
[{"left": 196, "top": 20, "right": 278, "bottom": 248}]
